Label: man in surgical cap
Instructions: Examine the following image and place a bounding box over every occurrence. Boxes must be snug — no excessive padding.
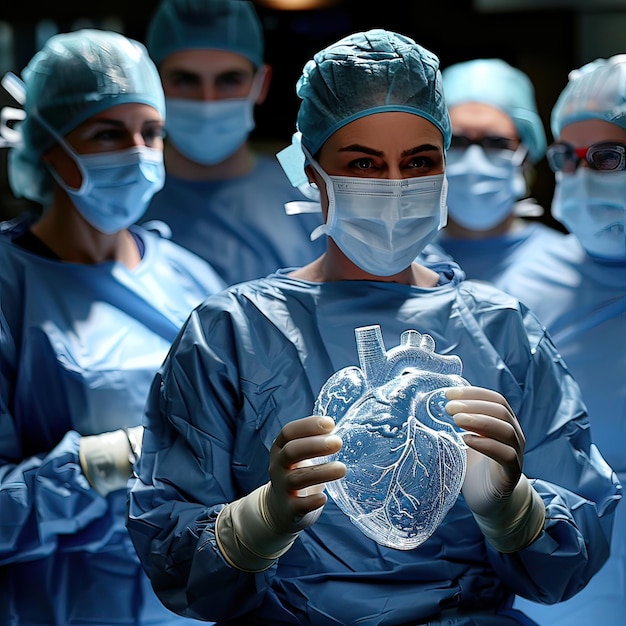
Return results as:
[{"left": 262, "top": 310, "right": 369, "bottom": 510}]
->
[
  {"left": 127, "top": 29, "right": 620, "bottom": 625},
  {"left": 429, "top": 58, "right": 567, "bottom": 283},
  {"left": 139, "top": 0, "right": 325, "bottom": 285},
  {"left": 0, "top": 29, "right": 224, "bottom": 625},
  {"left": 509, "top": 54, "right": 626, "bottom": 626}
]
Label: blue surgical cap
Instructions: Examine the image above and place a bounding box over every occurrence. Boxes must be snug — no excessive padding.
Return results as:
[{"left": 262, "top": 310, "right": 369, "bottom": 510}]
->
[
  {"left": 296, "top": 29, "right": 451, "bottom": 156},
  {"left": 146, "top": 0, "right": 264, "bottom": 68},
  {"left": 9, "top": 29, "right": 165, "bottom": 205},
  {"left": 442, "top": 58, "right": 546, "bottom": 163},
  {"left": 551, "top": 54, "right": 626, "bottom": 138}
]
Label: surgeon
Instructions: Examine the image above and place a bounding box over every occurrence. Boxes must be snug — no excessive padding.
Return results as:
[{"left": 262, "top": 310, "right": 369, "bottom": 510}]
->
[
  {"left": 432, "top": 58, "right": 566, "bottom": 283},
  {"left": 127, "top": 29, "right": 620, "bottom": 625},
  {"left": 0, "top": 29, "right": 224, "bottom": 625},
  {"left": 140, "top": 0, "right": 326, "bottom": 285},
  {"left": 508, "top": 54, "right": 626, "bottom": 626}
]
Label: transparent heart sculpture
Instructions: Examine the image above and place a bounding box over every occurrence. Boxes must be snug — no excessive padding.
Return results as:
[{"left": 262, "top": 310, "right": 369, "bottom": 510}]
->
[{"left": 314, "top": 325, "right": 469, "bottom": 550}]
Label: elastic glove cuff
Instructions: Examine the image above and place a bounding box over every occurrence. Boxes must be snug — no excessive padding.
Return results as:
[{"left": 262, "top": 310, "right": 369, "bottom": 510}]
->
[
  {"left": 79, "top": 429, "right": 136, "bottom": 497},
  {"left": 472, "top": 474, "right": 545, "bottom": 553},
  {"left": 215, "top": 484, "right": 300, "bottom": 572}
]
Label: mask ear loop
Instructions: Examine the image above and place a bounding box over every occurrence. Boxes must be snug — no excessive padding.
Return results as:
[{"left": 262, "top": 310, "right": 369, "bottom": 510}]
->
[
  {"left": 249, "top": 66, "right": 268, "bottom": 103},
  {"left": 300, "top": 144, "right": 338, "bottom": 242},
  {"left": 34, "top": 111, "right": 92, "bottom": 195}
]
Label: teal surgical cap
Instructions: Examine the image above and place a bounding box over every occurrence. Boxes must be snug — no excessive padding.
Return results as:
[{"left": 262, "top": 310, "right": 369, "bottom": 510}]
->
[
  {"left": 9, "top": 28, "right": 165, "bottom": 205},
  {"left": 551, "top": 54, "right": 626, "bottom": 138},
  {"left": 146, "top": 0, "right": 264, "bottom": 68},
  {"left": 442, "top": 58, "right": 546, "bottom": 163},
  {"left": 296, "top": 29, "right": 451, "bottom": 156}
]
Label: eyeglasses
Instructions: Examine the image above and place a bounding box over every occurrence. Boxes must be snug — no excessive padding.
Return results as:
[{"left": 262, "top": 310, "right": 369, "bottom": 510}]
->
[
  {"left": 546, "top": 141, "right": 626, "bottom": 173},
  {"left": 450, "top": 135, "right": 519, "bottom": 152}
]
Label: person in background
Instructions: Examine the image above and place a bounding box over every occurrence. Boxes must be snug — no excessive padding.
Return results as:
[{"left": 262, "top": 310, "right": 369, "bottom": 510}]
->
[
  {"left": 509, "top": 54, "right": 626, "bottom": 626},
  {"left": 140, "top": 0, "right": 325, "bottom": 286},
  {"left": 0, "top": 29, "right": 224, "bottom": 625},
  {"left": 126, "top": 29, "right": 620, "bottom": 625},
  {"left": 431, "top": 58, "right": 566, "bottom": 284}
]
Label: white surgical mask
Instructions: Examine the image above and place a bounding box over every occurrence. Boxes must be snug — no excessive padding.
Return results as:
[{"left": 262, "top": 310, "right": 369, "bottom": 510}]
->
[
  {"left": 552, "top": 168, "right": 626, "bottom": 261},
  {"left": 50, "top": 145, "right": 165, "bottom": 234},
  {"left": 445, "top": 145, "right": 527, "bottom": 231},
  {"left": 310, "top": 157, "right": 447, "bottom": 276},
  {"left": 165, "top": 69, "right": 265, "bottom": 165}
]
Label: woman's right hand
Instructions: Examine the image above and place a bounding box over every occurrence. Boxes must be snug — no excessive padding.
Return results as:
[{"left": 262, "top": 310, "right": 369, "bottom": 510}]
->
[{"left": 267, "top": 415, "right": 345, "bottom": 533}]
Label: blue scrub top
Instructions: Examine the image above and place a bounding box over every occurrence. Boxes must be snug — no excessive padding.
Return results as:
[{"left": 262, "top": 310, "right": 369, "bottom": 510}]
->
[
  {"left": 141, "top": 153, "right": 327, "bottom": 285},
  {"left": 502, "top": 234, "right": 626, "bottom": 626},
  {"left": 0, "top": 213, "right": 225, "bottom": 625},
  {"left": 128, "top": 265, "right": 620, "bottom": 626},
  {"left": 433, "top": 221, "right": 567, "bottom": 285}
]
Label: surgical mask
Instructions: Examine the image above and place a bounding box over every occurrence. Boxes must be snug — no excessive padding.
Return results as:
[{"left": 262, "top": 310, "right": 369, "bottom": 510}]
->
[
  {"left": 309, "top": 158, "right": 447, "bottom": 276},
  {"left": 50, "top": 144, "right": 165, "bottom": 234},
  {"left": 165, "top": 69, "right": 265, "bottom": 165},
  {"left": 445, "top": 144, "right": 527, "bottom": 231},
  {"left": 552, "top": 168, "right": 626, "bottom": 261}
]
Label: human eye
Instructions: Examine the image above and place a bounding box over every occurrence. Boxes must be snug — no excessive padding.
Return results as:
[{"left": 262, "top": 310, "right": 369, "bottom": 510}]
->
[
  {"left": 407, "top": 154, "right": 437, "bottom": 172},
  {"left": 348, "top": 157, "right": 375, "bottom": 172},
  {"left": 142, "top": 125, "right": 165, "bottom": 146},
  {"left": 216, "top": 71, "right": 250, "bottom": 96},
  {"left": 92, "top": 127, "right": 126, "bottom": 143},
  {"left": 167, "top": 71, "right": 200, "bottom": 89},
  {"left": 482, "top": 136, "right": 516, "bottom": 151}
]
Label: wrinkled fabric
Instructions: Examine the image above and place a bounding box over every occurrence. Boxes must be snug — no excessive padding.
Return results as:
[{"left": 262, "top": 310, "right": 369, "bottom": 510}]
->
[
  {"left": 127, "top": 265, "right": 620, "bottom": 626},
  {"left": 551, "top": 54, "right": 626, "bottom": 137},
  {"left": 499, "top": 235, "right": 626, "bottom": 626},
  {"left": 433, "top": 221, "right": 567, "bottom": 284},
  {"left": 146, "top": 0, "right": 264, "bottom": 68},
  {"left": 0, "top": 212, "right": 224, "bottom": 625},
  {"left": 442, "top": 58, "right": 546, "bottom": 163},
  {"left": 296, "top": 28, "right": 451, "bottom": 155},
  {"left": 140, "top": 154, "right": 326, "bottom": 285},
  {"left": 9, "top": 29, "right": 165, "bottom": 206}
]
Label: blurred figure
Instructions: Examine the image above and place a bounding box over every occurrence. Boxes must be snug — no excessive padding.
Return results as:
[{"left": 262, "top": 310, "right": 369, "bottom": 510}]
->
[
  {"left": 140, "top": 0, "right": 325, "bottom": 285},
  {"left": 433, "top": 58, "right": 566, "bottom": 283},
  {"left": 509, "top": 55, "right": 626, "bottom": 626},
  {"left": 0, "top": 29, "right": 224, "bottom": 625},
  {"left": 127, "top": 29, "right": 619, "bottom": 625}
]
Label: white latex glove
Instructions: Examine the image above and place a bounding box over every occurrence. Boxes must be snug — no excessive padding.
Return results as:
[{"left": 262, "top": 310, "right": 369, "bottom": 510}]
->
[
  {"left": 79, "top": 425, "right": 144, "bottom": 497},
  {"left": 216, "top": 415, "right": 346, "bottom": 572},
  {"left": 445, "top": 386, "right": 545, "bottom": 553}
]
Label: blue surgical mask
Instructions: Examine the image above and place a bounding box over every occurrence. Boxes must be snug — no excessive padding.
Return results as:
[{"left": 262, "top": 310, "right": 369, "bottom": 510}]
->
[
  {"left": 50, "top": 145, "right": 165, "bottom": 234},
  {"left": 164, "top": 69, "right": 265, "bottom": 165},
  {"left": 309, "top": 158, "right": 448, "bottom": 276},
  {"left": 445, "top": 145, "right": 527, "bottom": 231},
  {"left": 552, "top": 168, "right": 626, "bottom": 261}
]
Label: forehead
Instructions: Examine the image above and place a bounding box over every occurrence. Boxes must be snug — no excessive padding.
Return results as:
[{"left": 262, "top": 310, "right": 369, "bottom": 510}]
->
[
  {"left": 321, "top": 111, "right": 444, "bottom": 153},
  {"left": 559, "top": 119, "right": 626, "bottom": 145},
  {"left": 159, "top": 48, "right": 254, "bottom": 78},
  {"left": 448, "top": 102, "right": 516, "bottom": 136}
]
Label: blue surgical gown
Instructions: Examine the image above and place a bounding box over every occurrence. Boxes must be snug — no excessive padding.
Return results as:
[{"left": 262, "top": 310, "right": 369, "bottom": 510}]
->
[
  {"left": 433, "top": 222, "right": 567, "bottom": 285},
  {"left": 0, "top": 213, "right": 225, "bottom": 626},
  {"left": 140, "top": 154, "right": 326, "bottom": 285},
  {"left": 501, "top": 235, "right": 626, "bottom": 626},
  {"left": 127, "top": 265, "right": 620, "bottom": 626}
]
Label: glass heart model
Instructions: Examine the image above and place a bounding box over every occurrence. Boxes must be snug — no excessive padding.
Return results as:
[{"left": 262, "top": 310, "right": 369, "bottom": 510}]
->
[{"left": 314, "top": 325, "right": 469, "bottom": 550}]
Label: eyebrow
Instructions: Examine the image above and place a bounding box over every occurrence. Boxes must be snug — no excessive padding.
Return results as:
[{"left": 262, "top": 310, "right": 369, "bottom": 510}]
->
[{"left": 338, "top": 143, "right": 441, "bottom": 157}]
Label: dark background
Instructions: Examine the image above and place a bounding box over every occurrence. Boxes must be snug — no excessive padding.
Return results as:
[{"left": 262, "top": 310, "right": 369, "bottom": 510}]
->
[{"left": 1, "top": 0, "right": 625, "bottom": 230}]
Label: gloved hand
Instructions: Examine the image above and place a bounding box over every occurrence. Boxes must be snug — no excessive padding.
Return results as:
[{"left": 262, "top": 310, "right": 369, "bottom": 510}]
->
[
  {"left": 79, "top": 425, "right": 144, "bottom": 497},
  {"left": 445, "top": 386, "right": 545, "bottom": 553},
  {"left": 216, "top": 415, "right": 345, "bottom": 572}
]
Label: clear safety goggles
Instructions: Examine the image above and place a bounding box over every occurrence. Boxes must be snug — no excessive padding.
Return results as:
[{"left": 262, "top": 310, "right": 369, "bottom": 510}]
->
[
  {"left": 546, "top": 141, "right": 626, "bottom": 173},
  {"left": 450, "top": 134, "right": 519, "bottom": 152},
  {"left": 448, "top": 134, "right": 527, "bottom": 167}
]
